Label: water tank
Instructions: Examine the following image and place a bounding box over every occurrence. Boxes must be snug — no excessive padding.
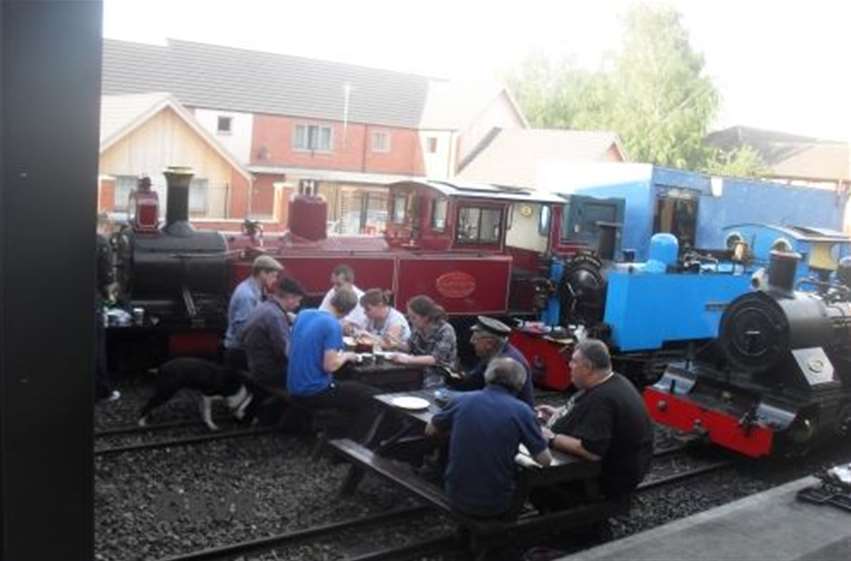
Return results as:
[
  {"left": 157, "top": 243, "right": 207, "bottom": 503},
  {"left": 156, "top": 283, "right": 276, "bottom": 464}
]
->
[{"left": 289, "top": 195, "right": 327, "bottom": 241}]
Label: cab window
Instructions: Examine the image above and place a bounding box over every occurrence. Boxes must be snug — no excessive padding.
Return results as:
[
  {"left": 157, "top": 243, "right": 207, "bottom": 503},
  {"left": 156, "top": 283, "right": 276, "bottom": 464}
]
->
[
  {"left": 431, "top": 198, "right": 448, "bottom": 231},
  {"left": 456, "top": 206, "right": 502, "bottom": 244},
  {"left": 391, "top": 195, "right": 408, "bottom": 224}
]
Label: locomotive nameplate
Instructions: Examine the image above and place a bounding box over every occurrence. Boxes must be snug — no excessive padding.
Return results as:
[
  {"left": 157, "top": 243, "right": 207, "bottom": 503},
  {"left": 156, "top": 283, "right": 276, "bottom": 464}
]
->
[
  {"left": 436, "top": 271, "right": 477, "bottom": 299},
  {"left": 704, "top": 301, "right": 729, "bottom": 312}
]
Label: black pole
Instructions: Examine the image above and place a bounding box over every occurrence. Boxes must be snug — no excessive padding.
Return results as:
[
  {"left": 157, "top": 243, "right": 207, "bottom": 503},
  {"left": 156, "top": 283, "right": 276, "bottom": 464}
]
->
[{"left": 1, "top": 1, "right": 102, "bottom": 559}]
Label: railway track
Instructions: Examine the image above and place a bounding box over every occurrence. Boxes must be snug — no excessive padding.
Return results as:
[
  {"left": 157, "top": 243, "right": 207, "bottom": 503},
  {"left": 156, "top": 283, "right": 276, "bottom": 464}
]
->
[
  {"left": 95, "top": 426, "right": 277, "bottom": 457},
  {"left": 637, "top": 460, "right": 735, "bottom": 492},
  {"left": 152, "top": 504, "right": 455, "bottom": 561},
  {"left": 95, "top": 418, "right": 233, "bottom": 438}
]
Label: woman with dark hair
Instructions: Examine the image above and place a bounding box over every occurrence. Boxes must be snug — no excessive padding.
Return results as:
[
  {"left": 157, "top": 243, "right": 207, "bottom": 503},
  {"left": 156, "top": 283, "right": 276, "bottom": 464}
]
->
[
  {"left": 389, "top": 295, "right": 458, "bottom": 387},
  {"left": 359, "top": 289, "right": 411, "bottom": 350}
]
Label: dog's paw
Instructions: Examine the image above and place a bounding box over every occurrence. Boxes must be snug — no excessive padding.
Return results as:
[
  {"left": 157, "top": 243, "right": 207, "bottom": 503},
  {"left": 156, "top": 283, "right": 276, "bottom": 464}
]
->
[{"left": 206, "top": 423, "right": 220, "bottom": 432}]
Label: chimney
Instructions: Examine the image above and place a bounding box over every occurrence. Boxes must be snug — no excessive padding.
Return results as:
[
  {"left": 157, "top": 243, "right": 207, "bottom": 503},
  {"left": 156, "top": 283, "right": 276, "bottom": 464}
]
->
[{"left": 163, "top": 166, "right": 194, "bottom": 230}]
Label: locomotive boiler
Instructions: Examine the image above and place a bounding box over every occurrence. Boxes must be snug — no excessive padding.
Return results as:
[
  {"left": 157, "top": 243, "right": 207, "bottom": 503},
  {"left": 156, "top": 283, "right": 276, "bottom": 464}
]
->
[
  {"left": 644, "top": 251, "right": 851, "bottom": 457},
  {"left": 112, "top": 167, "right": 231, "bottom": 359}
]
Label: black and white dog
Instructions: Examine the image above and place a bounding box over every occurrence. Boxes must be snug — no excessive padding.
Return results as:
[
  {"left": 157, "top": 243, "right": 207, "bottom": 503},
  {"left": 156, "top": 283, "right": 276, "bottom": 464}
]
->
[{"left": 138, "top": 357, "right": 254, "bottom": 431}]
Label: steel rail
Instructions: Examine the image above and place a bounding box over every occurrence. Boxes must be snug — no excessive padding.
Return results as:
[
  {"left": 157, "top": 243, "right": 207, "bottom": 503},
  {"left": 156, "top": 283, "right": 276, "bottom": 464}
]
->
[
  {"left": 94, "top": 427, "right": 277, "bottom": 457},
  {"left": 95, "top": 418, "right": 230, "bottom": 437},
  {"left": 344, "top": 535, "right": 460, "bottom": 561},
  {"left": 637, "top": 460, "right": 734, "bottom": 492},
  {"left": 153, "top": 505, "right": 433, "bottom": 561}
]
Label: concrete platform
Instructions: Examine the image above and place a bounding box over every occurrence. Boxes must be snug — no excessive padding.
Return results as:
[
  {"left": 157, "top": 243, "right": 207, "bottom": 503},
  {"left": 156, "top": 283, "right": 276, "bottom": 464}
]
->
[{"left": 567, "top": 477, "right": 851, "bottom": 561}]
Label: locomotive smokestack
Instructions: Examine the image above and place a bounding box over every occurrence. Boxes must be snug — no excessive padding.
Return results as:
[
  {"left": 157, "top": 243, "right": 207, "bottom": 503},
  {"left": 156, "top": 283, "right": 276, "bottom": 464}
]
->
[
  {"left": 767, "top": 250, "right": 800, "bottom": 294},
  {"left": 163, "top": 166, "right": 194, "bottom": 229}
]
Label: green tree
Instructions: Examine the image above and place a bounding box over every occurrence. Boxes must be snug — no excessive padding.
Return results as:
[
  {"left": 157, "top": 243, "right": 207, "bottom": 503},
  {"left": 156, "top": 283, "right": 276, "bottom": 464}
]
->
[
  {"left": 703, "top": 145, "right": 767, "bottom": 177},
  {"left": 507, "top": 4, "right": 728, "bottom": 170}
]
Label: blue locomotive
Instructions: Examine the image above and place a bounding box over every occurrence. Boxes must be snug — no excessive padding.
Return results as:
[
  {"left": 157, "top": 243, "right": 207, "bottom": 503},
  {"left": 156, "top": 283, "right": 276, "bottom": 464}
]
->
[{"left": 522, "top": 165, "right": 850, "bottom": 385}]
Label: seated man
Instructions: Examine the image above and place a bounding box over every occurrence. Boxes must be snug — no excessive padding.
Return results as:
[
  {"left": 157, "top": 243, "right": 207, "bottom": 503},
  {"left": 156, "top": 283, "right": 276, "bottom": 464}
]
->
[
  {"left": 426, "top": 357, "right": 552, "bottom": 518},
  {"left": 223, "top": 255, "right": 283, "bottom": 370},
  {"left": 448, "top": 316, "right": 535, "bottom": 408},
  {"left": 535, "top": 339, "right": 653, "bottom": 510},
  {"left": 287, "top": 287, "right": 377, "bottom": 438},
  {"left": 240, "top": 276, "right": 306, "bottom": 387},
  {"left": 319, "top": 264, "right": 367, "bottom": 333}
]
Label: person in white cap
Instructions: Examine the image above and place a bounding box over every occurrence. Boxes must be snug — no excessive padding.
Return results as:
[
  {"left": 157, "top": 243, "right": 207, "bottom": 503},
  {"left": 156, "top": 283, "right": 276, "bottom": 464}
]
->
[{"left": 224, "top": 255, "right": 283, "bottom": 370}]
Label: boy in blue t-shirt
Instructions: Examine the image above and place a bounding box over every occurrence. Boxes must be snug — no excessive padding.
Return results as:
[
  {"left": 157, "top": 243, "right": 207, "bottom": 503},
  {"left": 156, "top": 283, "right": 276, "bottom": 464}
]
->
[{"left": 287, "top": 287, "right": 378, "bottom": 439}]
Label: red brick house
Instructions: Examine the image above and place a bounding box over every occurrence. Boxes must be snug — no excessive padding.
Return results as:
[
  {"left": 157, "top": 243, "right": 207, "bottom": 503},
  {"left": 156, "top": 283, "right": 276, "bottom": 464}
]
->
[{"left": 102, "top": 39, "right": 528, "bottom": 234}]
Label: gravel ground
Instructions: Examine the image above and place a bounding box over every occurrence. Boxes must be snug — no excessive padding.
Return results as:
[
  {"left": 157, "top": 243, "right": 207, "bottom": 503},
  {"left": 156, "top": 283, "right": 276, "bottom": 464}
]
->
[{"left": 96, "top": 383, "right": 851, "bottom": 561}]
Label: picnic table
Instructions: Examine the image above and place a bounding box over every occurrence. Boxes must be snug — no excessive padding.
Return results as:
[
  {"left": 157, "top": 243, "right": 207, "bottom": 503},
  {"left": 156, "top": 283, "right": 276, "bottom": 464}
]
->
[
  {"left": 336, "top": 358, "right": 425, "bottom": 392},
  {"left": 328, "top": 389, "right": 622, "bottom": 557}
]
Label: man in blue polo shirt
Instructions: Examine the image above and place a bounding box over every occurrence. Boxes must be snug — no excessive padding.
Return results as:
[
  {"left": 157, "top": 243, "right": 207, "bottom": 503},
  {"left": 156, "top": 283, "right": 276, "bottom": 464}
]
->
[
  {"left": 288, "top": 287, "right": 377, "bottom": 439},
  {"left": 448, "top": 316, "right": 536, "bottom": 408},
  {"left": 426, "top": 357, "right": 551, "bottom": 518}
]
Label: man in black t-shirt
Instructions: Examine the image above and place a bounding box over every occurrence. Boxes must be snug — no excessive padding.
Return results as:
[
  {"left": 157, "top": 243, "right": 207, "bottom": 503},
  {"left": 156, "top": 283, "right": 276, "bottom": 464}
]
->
[{"left": 534, "top": 339, "right": 653, "bottom": 510}]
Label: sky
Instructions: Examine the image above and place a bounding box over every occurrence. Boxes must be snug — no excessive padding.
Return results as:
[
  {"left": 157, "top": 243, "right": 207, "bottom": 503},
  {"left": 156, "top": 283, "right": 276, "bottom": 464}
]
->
[{"left": 103, "top": 0, "right": 851, "bottom": 142}]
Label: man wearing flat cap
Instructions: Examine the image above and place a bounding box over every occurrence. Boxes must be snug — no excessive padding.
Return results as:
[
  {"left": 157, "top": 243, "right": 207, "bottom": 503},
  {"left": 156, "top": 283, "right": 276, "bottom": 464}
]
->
[
  {"left": 449, "top": 316, "right": 535, "bottom": 408},
  {"left": 223, "top": 255, "right": 283, "bottom": 370}
]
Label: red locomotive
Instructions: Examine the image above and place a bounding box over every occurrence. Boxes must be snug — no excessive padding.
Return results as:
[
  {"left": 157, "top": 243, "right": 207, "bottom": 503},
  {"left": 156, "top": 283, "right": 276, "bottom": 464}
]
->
[{"left": 110, "top": 168, "right": 619, "bottom": 372}]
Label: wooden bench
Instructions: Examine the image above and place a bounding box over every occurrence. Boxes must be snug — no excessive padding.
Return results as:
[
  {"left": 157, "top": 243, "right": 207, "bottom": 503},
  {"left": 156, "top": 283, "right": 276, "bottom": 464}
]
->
[
  {"left": 240, "top": 377, "right": 347, "bottom": 457},
  {"left": 329, "top": 438, "right": 628, "bottom": 557}
]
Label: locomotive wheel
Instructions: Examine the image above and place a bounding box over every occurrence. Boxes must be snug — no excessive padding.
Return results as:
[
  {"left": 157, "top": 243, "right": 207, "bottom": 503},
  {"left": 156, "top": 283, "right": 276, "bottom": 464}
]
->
[{"left": 559, "top": 253, "right": 606, "bottom": 326}]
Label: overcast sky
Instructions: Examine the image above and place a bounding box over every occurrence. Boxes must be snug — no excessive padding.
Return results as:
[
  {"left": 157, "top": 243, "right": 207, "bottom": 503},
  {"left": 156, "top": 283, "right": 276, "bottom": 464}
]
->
[{"left": 104, "top": 0, "right": 850, "bottom": 141}]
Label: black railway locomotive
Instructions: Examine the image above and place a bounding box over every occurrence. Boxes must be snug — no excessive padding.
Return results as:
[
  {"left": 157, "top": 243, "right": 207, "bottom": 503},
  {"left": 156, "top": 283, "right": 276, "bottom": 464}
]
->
[
  {"left": 109, "top": 168, "right": 232, "bottom": 365},
  {"left": 645, "top": 251, "right": 851, "bottom": 457}
]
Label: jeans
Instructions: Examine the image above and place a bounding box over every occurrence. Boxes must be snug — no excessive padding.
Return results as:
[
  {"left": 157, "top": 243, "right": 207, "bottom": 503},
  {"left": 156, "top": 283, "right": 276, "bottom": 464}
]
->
[{"left": 292, "top": 381, "right": 379, "bottom": 441}]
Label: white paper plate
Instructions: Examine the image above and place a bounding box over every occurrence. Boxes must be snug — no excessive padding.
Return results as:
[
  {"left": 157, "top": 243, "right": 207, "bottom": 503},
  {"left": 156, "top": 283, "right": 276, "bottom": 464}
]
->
[{"left": 390, "top": 396, "right": 430, "bottom": 410}]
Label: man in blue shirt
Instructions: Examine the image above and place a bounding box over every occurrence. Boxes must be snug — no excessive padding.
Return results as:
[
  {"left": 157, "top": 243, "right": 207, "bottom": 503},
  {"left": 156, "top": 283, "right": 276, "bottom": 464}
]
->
[
  {"left": 449, "top": 316, "right": 536, "bottom": 408},
  {"left": 223, "top": 255, "right": 282, "bottom": 370},
  {"left": 287, "top": 287, "right": 378, "bottom": 439},
  {"left": 427, "top": 357, "right": 551, "bottom": 518}
]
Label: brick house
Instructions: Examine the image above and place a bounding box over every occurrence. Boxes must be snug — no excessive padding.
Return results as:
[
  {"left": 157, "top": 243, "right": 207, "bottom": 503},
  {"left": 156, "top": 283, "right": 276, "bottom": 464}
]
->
[{"left": 101, "top": 38, "right": 528, "bottom": 233}]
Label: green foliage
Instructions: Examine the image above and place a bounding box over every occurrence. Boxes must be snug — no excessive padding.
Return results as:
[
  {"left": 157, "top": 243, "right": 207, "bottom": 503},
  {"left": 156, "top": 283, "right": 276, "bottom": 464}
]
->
[
  {"left": 703, "top": 145, "right": 767, "bottom": 177},
  {"left": 506, "top": 4, "right": 730, "bottom": 171}
]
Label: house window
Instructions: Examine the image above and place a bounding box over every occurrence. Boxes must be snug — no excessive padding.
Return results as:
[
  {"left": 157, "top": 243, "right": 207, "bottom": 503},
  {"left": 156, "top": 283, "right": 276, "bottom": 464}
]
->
[
  {"left": 189, "top": 178, "right": 208, "bottom": 215},
  {"left": 294, "top": 124, "right": 333, "bottom": 152},
  {"left": 392, "top": 195, "right": 408, "bottom": 223},
  {"left": 371, "top": 131, "right": 391, "bottom": 153},
  {"left": 114, "top": 175, "right": 137, "bottom": 211},
  {"left": 431, "top": 198, "right": 448, "bottom": 230},
  {"left": 217, "top": 116, "right": 232, "bottom": 134},
  {"left": 456, "top": 206, "right": 502, "bottom": 244},
  {"left": 427, "top": 137, "right": 438, "bottom": 154}
]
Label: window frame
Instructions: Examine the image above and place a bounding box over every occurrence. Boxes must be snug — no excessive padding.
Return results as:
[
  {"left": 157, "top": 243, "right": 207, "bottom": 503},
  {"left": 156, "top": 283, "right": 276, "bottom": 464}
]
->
[
  {"left": 454, "top": 204, "right": 503, "bottom": 246},
  {"left": 293, "top": 123, "right": 334, "bottom": 153},
  {"left": 113, "top": 175, "right": 137, "bottom": 212},
  {"left": 188, "top": 178, "right": 209, "bottom": 216},
  {"left": 216, "top": 115, "right": 233, "bottom": 135},
  {"left": 391, "top": 194, "right": 408, "bottom": 224},
  {"left": 431, "top": 197, "right": 448, "bottom": 231},
  {"left": 371, "top": 130, "right": 391, "bottom": 153}
]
